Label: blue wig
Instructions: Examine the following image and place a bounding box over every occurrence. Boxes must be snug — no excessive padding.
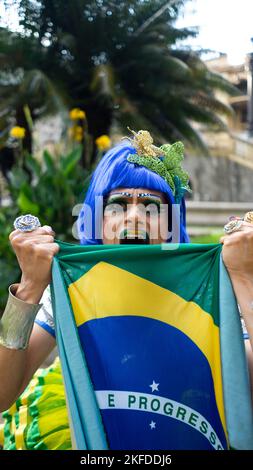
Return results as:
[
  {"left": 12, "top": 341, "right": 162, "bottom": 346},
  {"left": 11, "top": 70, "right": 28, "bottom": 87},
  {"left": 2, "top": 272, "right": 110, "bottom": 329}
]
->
[{"left": 77, "top": 141, "right": 190, "bottom": 244}]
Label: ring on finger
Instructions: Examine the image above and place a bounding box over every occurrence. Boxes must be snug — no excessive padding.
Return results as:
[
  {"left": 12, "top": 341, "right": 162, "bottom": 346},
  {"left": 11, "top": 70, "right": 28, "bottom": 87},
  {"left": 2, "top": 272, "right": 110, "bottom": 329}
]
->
[
  {"left": 244, "top": 211, "right": 253, "bottom": 224},
  {"left": 223, "top": 219, "right": 244, "bottom": 234},
  {"left": 13, "top": 214, "right": 41, "bottom": 232}
]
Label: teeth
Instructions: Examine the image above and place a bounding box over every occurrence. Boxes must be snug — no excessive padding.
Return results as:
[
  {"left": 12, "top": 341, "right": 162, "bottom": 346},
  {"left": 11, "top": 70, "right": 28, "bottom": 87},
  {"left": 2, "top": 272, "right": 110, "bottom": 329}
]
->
[
  {"left": 128, "top": 235, "right": 145, "bottom": 239},
  {"left": 121, "top": 229, "right": 148, "bottom": 240}
]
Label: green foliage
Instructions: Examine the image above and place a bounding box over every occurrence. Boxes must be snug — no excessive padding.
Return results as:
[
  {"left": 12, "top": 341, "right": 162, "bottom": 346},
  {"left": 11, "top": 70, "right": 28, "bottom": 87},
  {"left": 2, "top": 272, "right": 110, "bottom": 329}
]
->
[
  {"left": 0, "top": 146, "right": 90, "bottom": 311},
  {"left": 190, "top": 232, "right": 223, "bottom": 244},
  {"left": 0, "top": 0, "right": 240, "bottom": 158},
  {"left": 0, "top": 206, "right": 21, "bottom": 313},
  {"left": 10, "top": 146, "right": 90, "bottom": 237}
]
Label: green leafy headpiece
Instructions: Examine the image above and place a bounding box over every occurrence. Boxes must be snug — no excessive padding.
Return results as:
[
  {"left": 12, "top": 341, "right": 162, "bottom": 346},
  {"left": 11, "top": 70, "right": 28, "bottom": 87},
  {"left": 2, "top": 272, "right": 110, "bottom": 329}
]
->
[{"left": 126, "top": 128, "right": 191, "bottom": 203}]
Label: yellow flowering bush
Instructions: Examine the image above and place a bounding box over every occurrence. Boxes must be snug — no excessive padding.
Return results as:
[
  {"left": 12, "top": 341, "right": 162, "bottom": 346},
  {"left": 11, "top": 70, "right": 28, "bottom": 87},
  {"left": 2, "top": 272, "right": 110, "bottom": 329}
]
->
[
  {"left": 10, "top": 126, "right": 26, "bottom": 139},
  {"left": 68, "top": 125, "right": 84, "bottom": 142},
  {"left": 69, "top": 108, "right": 86, "bottom": 120},
  {"left": 67, "top": 109, "right": 110, "bottom": 155},
  {"left": 95, "top": 135, "right": 111, "bottom": 151}
]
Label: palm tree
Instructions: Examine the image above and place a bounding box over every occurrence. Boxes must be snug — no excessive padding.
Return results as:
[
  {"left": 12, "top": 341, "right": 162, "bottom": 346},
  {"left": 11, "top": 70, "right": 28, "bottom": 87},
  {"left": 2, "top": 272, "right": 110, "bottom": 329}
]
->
[
  {"left": 0, "top": 27, "right": 66, "bottom": 153},
  {"left": 0, "top": 0, "right": 239, "bottom": 162}
]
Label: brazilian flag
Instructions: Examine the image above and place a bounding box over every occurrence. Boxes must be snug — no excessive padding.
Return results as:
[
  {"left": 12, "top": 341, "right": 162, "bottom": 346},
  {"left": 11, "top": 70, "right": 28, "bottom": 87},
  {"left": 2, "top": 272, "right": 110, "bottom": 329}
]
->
[{"left": 51, "top": 242, "right": 253, "bottom": 450}]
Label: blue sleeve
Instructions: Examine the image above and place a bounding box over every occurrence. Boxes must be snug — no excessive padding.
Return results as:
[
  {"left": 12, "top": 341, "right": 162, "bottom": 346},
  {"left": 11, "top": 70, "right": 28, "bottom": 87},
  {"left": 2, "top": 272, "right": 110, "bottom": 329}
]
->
[{"left": 34, "top": 286, "right": 55, "bottom": 338}]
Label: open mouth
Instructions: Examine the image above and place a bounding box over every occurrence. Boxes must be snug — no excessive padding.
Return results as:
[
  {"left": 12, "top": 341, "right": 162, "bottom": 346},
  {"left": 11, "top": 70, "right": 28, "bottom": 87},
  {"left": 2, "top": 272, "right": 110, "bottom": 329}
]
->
[{"left": 119, "top": 229, "right": 150, "bottom": 245}]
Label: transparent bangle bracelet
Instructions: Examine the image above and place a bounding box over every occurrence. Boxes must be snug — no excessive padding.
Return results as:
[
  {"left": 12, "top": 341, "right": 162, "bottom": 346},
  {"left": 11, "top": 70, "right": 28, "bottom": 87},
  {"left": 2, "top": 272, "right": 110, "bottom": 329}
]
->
[{"left": 0, "top": 285, "right": 42, "bottom": 350}]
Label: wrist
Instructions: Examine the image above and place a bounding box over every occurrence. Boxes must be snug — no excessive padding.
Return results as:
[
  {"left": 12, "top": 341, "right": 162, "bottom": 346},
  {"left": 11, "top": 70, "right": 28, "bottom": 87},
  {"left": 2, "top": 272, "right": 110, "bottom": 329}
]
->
[
  {"left": 227, "top": 275, "right": 253, "bottom": 320},
  {"left": 0, "top": 285, "right": 42, "bottom": 350},
  {"left": 14, "top": 280, "right": 45, "bottom": 304},
  {"left": 226, "top": 272, "right": 253, "bottom": 288}
]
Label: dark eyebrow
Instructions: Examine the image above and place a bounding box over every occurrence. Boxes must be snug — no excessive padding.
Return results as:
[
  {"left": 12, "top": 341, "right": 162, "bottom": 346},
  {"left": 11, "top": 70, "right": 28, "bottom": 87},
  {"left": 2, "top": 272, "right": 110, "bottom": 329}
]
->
[
  {"left": 106, "top": 195, "right": 162, "bottom": 205},
  {"left": 104, "top": 197, "right": 164, "bottom": 214},
  {"left": 106, "top": 195, "right": 129, "bottom": 204},
  {"left": 140, "top": 197, "right": 162, "bottom": 205}
]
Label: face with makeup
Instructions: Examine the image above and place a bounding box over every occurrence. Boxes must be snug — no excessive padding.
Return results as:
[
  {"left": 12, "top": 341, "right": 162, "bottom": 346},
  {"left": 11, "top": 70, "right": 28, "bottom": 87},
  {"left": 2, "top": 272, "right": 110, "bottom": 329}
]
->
[{"left": 102, "top": 187, "right": 170, "bottom": 245}]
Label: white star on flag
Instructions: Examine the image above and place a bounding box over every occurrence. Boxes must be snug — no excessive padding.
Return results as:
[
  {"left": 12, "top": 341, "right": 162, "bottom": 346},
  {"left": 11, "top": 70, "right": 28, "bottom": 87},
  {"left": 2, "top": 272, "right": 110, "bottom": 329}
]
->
[
  {"left": 149, "top": 421, "right": 156, "bottom": 430},
  {"left": 149, "top": 380, "right": 159, "bottom": 392}
]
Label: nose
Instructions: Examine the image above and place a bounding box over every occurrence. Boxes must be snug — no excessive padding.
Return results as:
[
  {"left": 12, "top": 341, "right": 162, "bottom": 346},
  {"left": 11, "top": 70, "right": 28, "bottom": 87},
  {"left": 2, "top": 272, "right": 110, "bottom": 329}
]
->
[{"left": 125, "top": 203, "right": 146, "bottom": 227}]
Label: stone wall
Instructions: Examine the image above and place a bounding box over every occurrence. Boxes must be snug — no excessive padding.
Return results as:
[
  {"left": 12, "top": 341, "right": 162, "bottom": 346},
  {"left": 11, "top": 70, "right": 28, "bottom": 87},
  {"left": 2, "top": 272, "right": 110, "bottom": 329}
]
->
[{"left": 184, "top": 153, "right": 253, "bottom": 202}]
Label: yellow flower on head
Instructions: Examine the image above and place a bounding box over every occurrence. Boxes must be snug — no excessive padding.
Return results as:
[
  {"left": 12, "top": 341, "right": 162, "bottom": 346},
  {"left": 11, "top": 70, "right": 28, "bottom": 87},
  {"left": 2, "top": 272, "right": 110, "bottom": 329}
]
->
[
  {"left": 69, "top": 108, "right": 86, "bottom": 120},
  {"left": 10, "top": 126, "right": 26, "bottom": 139},
  {"left": 95, "top": 135, "right": 111, "bottom": 151}
]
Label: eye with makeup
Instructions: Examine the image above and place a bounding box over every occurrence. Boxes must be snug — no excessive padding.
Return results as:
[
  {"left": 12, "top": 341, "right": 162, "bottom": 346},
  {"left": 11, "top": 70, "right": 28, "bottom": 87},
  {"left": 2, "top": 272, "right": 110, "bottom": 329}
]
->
[
  {"left": 103, "top": 199, "right": 128, "bottom": 215},
  {"left": 143, "top": 202, "right": 162, "bottom": 215},
  {"left": 103, "top": 196, "right": 167, "bottom": 216},
  {"left": 138, "top": 200, "right": 169, "bottom": 216}
]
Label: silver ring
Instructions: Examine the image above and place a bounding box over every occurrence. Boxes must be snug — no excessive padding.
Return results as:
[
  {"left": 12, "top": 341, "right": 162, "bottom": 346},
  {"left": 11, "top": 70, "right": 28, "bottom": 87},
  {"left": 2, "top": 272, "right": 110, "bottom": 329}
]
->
[
  {"left": 244, "top": 211, "right": 253, "bottom": 224},
  {"left": 224, "top": 219, "right": 243, "bottom": 234},
  {"left": 13, "top": 214, "right": 41, "bottom": 232}
]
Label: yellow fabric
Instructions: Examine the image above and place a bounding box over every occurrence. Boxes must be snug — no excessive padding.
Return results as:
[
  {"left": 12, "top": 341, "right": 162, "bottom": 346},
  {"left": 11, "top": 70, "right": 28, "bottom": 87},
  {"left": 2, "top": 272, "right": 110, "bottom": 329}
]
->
[
  {"left": 15, "top": 406, "right": 27, "bottom": 450},
  {"left": 14, "top": 373, "right": 42, "bottom": 450},
  {"left": 9, "top": 403, "right": 17, "bottom": 438},
  {"left": 1, "top": 357, "right": 71, "bottom": 450},
  {"left": 0, "top": 422, "right": 4, "bottom": 448},
  {"left": 37, "top": 429, "right": 71, "bottom": 450}
]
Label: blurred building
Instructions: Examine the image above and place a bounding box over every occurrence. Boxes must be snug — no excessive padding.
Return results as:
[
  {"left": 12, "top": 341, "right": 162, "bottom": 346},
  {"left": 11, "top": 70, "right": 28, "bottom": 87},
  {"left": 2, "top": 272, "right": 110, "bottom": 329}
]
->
[{"left": 184, "top": 53, "right": 253, "bottom": 202}]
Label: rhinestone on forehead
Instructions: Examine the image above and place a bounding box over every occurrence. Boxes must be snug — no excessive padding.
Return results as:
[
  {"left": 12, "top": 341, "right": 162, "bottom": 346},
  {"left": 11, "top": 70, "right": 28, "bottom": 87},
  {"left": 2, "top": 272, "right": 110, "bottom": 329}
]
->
[
  {"left": 110, "top": 191, "right": 161, "bottom": 198},
  {"left": 110, "top": 192, "right": 133, "bottom": 197},
  {"left": 137, "top": 193, "right": 160, "bottom": 198}
]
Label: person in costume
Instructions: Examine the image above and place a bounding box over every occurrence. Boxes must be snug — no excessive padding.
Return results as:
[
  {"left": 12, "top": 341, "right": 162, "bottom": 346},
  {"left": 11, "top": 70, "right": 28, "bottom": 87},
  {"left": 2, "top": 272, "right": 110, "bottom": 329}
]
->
[
  {"left": 0, "top": 129, "right": 253, "bottom": 449},
  {"left": 77, "top": 129, "right": 190, "bottom": 246}
]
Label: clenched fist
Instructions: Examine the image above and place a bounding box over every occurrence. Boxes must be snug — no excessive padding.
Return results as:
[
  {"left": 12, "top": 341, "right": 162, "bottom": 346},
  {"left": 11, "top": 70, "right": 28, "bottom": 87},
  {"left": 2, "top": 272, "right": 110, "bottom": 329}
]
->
[
  {"left": 220, "top": 221, "right": 253, "bottom": 283},
  {"left": 9, "top": 225, "right": 59, "bottom": 303}
]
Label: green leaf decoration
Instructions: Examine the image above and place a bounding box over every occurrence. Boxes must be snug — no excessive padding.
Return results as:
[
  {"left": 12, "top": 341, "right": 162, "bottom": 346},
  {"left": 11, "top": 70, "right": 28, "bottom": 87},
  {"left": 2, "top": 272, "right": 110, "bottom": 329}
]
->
[
  {"left": 171, "top": 167, "right": 190, "bottom": 188},
  {"left": 161, "top": 142, "right": 184, "bottom": 169},
  {"left": 127, "top": 140, "right": 190, "bottom": 200},
  {"left": 173, "top": 176, "right": 189, "bottom": 204}
]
